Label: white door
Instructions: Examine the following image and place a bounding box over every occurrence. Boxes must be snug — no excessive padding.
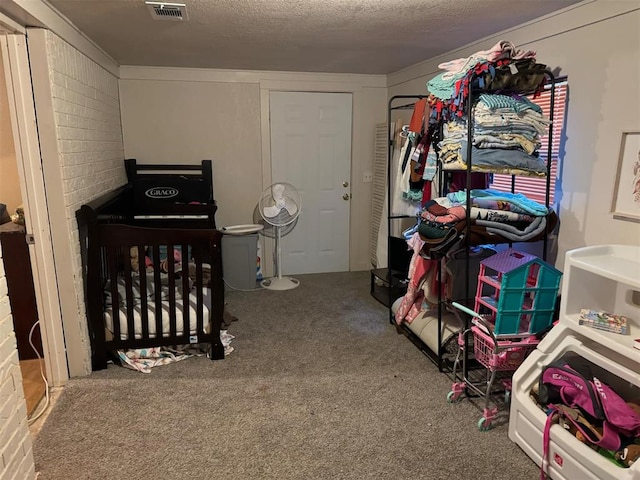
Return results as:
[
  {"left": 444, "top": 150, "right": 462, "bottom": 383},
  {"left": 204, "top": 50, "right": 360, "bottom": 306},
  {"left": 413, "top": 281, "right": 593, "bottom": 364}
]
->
[{"left": 270, "top": 91, "right": 352, "bottom": 274}]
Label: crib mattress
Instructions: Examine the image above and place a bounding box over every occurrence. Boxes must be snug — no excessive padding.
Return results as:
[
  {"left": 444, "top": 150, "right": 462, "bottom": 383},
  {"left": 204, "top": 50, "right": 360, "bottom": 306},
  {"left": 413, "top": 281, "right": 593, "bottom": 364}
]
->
[{"left": 104, "top": 287, "right": 212, "bottom": 340}]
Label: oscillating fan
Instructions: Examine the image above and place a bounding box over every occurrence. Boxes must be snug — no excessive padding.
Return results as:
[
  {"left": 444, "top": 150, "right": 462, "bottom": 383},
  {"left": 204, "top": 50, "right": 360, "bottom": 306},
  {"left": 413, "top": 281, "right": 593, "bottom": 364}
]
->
[{"left": 253, "top": 183, "right": 302, "bottom": 290}]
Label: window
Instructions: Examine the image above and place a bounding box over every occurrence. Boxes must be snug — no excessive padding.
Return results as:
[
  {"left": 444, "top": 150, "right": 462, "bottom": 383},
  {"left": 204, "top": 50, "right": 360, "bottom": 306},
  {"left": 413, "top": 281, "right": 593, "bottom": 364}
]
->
[{"left": 488, "top": 79, "right": 568, "bottom": 206}]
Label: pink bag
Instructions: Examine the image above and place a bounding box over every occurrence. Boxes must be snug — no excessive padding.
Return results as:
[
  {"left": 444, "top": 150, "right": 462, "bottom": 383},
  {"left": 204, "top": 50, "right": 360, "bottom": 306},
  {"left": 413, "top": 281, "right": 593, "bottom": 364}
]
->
[
  {"left": 539, "top": 361, "right": 640, "bottom": 444},
  {"left": 539, "top": 361, "right": 640, "bottom": 479}
]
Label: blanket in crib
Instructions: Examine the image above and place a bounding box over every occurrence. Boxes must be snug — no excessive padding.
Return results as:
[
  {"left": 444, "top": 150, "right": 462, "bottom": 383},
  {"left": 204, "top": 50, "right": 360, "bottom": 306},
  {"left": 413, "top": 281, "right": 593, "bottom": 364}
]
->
[{"left": 104, "top": 272, "right": 213, "bottom": 340}]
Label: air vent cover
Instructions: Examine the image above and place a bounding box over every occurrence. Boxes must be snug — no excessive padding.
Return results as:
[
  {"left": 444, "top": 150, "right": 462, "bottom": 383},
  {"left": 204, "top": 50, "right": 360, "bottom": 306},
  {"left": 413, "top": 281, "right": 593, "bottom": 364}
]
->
[{"left": 145, "top": 1, "right": 188, "bottom": 21}]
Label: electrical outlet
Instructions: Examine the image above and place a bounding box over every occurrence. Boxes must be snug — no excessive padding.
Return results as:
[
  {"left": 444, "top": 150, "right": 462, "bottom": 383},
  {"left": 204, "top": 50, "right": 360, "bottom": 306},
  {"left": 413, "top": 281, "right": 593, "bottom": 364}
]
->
[{"left": 363, "top": 172, "right": 373, "bottom": 183}]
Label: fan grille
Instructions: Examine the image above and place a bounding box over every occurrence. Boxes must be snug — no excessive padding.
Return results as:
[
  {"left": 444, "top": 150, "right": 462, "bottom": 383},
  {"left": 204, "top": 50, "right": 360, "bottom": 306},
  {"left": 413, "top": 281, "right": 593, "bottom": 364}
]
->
[
  {"left": 258, "top": 182, "right": 301, "bottom": 227},
  {"left": 252, "top": 204, "right": 297, "bottom": 238}
]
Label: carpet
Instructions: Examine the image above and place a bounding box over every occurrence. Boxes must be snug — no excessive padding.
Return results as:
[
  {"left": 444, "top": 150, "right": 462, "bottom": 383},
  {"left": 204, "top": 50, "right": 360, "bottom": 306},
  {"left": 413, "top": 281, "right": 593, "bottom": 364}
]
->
[{"left": 33, "top": 271, "right": 539, "bottom": 479}]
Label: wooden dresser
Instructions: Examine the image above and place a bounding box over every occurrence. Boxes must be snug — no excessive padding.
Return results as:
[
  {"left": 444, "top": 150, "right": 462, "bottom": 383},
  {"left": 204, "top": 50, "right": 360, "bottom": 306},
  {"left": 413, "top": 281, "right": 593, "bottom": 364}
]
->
[{"left": 0, "top": 222, "right": 42, "bottom": 360}]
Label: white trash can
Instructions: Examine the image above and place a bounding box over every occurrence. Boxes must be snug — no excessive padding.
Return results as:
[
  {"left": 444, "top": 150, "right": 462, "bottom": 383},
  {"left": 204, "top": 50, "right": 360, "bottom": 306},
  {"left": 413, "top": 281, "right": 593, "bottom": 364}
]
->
[{"left": 220, "top": 225, "right": 262, "bottom": 290}]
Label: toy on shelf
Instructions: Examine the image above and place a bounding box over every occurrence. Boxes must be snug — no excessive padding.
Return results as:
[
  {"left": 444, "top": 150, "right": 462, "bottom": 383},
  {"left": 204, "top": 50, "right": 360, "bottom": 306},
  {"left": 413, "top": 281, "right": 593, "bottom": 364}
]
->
[{"left": 578, "top": 308, "right": 629, "bottom": 335}]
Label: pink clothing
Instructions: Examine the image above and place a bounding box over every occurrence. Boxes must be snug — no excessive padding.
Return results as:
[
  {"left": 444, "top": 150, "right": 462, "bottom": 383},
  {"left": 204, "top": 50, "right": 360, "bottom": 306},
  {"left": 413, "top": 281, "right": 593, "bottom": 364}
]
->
[
  {"left": 421, "top": 206, "right": 466, "bottom": 225},
  {"left": 395, "top": 255, "right": 437, "bottom": 325},
  {"left": 438, "top": 40, "right": 536, "bottom": 80},
  {"left": 394, "top": 233, "right": 442, "bottom": 325}
]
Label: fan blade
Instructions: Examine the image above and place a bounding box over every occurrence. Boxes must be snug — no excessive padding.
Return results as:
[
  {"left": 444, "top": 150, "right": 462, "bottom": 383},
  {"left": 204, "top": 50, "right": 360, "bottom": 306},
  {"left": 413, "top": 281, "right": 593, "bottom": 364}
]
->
[
  {"left": 283, "top": 197, "right": 298, "bottom": 216},
  {"left": 261, "top": 183, "right": 299, "bottom": 221},
  {"left": 272, "top": 183, "right": 286, "bottom": 200},
  {"left": 263, "top": 204, "right": 284, "bottom": 218}
]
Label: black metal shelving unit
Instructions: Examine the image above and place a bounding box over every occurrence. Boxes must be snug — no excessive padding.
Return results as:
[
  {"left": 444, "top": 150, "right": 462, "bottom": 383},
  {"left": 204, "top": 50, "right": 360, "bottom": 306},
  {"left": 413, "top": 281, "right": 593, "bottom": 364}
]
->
[
  {"left": 457, "top": 69, "right": 558, "bottom": 382},
  {"left": 370, "top": 95, "right": 426, "bottom": 311},
  {"left": 372, "top": 94, "right": 459, "bottom": 371},
  {"left": 374, "top": 70, "right": 560, "bottom": 374}
]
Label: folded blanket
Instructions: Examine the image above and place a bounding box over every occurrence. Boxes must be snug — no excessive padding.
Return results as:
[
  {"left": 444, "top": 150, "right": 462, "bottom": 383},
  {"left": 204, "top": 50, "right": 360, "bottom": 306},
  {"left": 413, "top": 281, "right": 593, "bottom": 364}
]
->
[
  {"left": 476, "top": 215, "right": 547, "bottom": 241},
  {"left": 447, "top": 189, "right": 549, "bottom": 216},
  {"left": 470, "top": 206, "right": 533, "bottom": 223}
]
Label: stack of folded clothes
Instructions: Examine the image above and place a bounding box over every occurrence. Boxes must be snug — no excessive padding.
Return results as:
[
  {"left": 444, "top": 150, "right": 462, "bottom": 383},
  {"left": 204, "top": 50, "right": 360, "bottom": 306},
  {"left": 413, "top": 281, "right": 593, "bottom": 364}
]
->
[{"left": 414, "top": 189, "right": 556, "bottom": 257}]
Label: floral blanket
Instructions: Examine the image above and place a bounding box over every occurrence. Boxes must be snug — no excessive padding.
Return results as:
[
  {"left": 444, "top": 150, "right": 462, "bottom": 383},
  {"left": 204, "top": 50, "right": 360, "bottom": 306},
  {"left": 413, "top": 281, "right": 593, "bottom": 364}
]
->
[{"left": 116, "top": 330, "right": 235, "bottom": 373}]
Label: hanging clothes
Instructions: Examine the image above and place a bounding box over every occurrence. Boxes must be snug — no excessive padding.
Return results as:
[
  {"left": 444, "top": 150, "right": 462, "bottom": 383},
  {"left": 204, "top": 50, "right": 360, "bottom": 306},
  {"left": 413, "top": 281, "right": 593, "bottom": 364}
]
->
[
  {"left": 391, "top": 132, "right": 420, "bottom": 217},
  {"left": 409, "top": 98, "right": 428, "bottom": 134},
  {"left": 394, "top": 233, "right": 441, "bottom": 325}
]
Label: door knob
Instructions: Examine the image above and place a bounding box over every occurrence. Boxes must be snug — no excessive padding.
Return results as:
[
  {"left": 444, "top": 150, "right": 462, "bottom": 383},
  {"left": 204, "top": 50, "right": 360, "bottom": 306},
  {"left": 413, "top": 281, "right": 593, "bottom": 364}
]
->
[
  {"left": 343, "top": 193, "right": 351, "bottom": 200},
  {"left": 343, "top": 181, "right": 349, "bottom": 187}
]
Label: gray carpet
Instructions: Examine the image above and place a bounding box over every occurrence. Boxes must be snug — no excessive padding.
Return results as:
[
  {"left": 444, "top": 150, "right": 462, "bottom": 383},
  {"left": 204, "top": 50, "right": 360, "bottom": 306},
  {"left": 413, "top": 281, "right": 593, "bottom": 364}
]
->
[{"left": 33, "top": 271, "right": 538, "bottom": 479}]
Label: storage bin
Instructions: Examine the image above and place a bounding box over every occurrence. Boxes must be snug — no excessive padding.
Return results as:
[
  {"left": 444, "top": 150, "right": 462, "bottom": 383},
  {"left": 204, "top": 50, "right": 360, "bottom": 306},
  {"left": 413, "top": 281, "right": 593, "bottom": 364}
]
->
[
  {"left": 509, "top": 330, "right": 640, "bottom": 480},
  {"left": 222, "top": 233, "right": 258, "bottom": 290},
  {"left": 509, "top": 245, "right": 640, "bottom": 479}
]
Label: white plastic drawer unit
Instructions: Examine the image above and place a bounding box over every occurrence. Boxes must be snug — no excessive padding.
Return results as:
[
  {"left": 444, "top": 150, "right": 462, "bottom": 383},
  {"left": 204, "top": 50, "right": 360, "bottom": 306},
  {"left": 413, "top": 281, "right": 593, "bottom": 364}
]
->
[
  {"left": 508, "top": 245, "right": 640, "bottom": 480},
  {"left": 558, "top": 245, "right": 639, "bottom": 359}
]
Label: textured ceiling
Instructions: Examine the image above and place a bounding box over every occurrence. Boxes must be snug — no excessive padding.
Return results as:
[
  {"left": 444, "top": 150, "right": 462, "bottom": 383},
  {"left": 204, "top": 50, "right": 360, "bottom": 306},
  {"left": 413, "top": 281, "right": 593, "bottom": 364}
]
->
[{"left": 47, "top": 0, "right": 581, "bottom": 74}]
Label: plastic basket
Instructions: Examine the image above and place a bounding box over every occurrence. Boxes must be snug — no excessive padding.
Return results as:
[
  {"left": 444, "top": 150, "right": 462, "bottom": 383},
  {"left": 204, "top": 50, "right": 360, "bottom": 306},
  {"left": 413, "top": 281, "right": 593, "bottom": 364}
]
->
[{"left": 471, "top": 325, "right": 540, "bottom": 371}]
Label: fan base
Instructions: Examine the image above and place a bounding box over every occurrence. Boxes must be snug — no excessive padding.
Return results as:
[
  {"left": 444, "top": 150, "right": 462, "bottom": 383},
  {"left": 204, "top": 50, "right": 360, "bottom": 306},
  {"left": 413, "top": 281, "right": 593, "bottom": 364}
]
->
[{"left": 260, "top": 276, "right": 300, "bottom": 291}]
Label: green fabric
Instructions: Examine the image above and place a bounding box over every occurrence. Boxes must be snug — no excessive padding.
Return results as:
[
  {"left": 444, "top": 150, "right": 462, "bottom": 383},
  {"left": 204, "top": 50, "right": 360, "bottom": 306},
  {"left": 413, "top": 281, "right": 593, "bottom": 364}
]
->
[
  {"left": 478, "top": 93, "right": 543, "bottom": 113},
  {"left": 417, "top": 222, "right": 449, "bottom": 239}
]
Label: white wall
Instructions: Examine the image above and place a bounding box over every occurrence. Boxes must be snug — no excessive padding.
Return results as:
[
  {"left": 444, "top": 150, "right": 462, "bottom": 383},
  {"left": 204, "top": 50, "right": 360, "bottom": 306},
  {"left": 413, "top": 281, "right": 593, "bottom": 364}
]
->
[
  {"left": 0, "top": 50, "right": 21, "bottom": 215},
  {"left": 119, "top": 78, "right": 263, "bottom": 228},
  {"left": 119, "top": 68, "right": 388, "bottom": 272},
  {"left": 0, "top": 244, "right": 36, "bottom": 480},
  {"left": 5, "top": 0, "right": 636, "bottom": 382},
  {"left": 388, "top": 0, "right": 640, "bottom": 269},
  {"left": 28, "top": 29, "right": 126, "bottom": 376}
]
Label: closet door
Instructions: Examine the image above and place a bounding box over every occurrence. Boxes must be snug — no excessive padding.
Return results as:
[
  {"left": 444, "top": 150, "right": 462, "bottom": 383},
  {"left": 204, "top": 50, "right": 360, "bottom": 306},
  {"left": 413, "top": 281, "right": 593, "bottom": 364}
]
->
[{"left": 270, "top": 91, "right": 352, "bottom": 274}]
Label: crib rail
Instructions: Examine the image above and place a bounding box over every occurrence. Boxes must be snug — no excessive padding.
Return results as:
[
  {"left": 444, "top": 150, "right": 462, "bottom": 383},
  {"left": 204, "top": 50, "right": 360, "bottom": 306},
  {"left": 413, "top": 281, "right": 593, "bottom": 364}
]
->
[{"left": 82, "top": 222, "right": 224, "bottom": 369}]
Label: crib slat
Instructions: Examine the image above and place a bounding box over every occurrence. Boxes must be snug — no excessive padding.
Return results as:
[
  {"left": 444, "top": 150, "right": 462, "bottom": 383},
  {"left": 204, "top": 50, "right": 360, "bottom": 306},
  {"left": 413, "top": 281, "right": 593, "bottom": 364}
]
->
[
  {"left": 195, "top": 252, "right": 203, "bottom": 336},
  {"left": 167, "top": 244, "right": 177, "bottom": 339},
  {"left": 123, "top": 246, "right": 136, "bottom": 342},
  {"left": 152, "top": 245, "right": 163, "bottom": 340},
  {"left": 135, "top": 245, "right": 149, "bottom": 340},
  {"left": 209, "top": 234, "right": 225, "bottom": 359},
  {"left": 107, "top": 247, "right": 121, "bottom": 342},
  {"left": 138, "top": 244, "right": 150, "bottom": 341},
  {"left": 182, "top": 243, "right": 190, "bottom": 341}
]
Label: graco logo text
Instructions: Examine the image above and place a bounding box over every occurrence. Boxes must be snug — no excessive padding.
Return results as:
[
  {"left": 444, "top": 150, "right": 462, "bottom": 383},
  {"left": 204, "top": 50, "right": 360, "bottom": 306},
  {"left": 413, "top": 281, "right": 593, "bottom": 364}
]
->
[{"left": 145, "top": 187, "right": 179, "bottom": 199}]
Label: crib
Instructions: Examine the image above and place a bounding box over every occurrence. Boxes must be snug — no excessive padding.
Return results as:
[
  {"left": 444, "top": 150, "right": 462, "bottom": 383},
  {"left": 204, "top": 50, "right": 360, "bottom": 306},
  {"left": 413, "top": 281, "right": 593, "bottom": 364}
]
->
[{"left": 76, "top": 160, "right": 225, "bottom": 370}]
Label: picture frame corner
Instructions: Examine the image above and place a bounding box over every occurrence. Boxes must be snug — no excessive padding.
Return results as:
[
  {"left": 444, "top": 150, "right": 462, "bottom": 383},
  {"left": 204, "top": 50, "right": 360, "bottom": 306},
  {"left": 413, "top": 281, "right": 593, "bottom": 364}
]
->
[{"left": 611, "top": 130, "right": 640, "bottom": 222}]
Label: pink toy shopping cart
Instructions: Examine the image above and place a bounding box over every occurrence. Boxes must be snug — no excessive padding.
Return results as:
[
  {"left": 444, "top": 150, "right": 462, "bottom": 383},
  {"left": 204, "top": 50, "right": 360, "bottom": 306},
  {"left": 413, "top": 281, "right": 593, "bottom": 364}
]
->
[
  {"left": 447, "top": 304, "right": 541, "bottom": 430},
  {"left": 446, "top": 249, "right": 561, "bottom": 430}
]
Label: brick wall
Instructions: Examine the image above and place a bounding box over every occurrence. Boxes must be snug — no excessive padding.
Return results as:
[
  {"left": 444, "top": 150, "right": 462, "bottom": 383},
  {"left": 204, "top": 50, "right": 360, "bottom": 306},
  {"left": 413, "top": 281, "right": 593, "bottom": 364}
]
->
[
  {"left": 43, "top": 31, "right": 126, "bottom": 372},
  {"left": 0, "top": 245, "right": 36, "bottom": 480}
]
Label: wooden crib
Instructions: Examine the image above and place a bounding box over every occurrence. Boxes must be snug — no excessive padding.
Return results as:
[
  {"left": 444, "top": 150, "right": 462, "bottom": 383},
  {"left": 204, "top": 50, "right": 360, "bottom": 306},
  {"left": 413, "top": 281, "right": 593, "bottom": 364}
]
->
[{"left": 76, "top": 160, "right": 225, "bottom": 370}]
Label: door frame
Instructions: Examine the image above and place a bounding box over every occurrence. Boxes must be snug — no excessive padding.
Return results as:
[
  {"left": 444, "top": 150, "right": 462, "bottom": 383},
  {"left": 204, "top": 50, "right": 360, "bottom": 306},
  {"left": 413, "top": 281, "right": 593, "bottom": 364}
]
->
[
  {"left": 0, "top": 28, "right": 68, "bottom": 386},
  {"left": 259, "top": 80, "right": 360, "bottom": 277},
  {"left": 268, "top": 90, "right": 353, "bottom": 275}
]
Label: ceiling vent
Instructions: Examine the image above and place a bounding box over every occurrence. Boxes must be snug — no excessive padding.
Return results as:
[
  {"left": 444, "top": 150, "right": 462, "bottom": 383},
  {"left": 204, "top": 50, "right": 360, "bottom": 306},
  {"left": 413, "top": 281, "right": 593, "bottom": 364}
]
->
[{"left": 145, "top": 1, "right": 188, "bottom": 21}]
